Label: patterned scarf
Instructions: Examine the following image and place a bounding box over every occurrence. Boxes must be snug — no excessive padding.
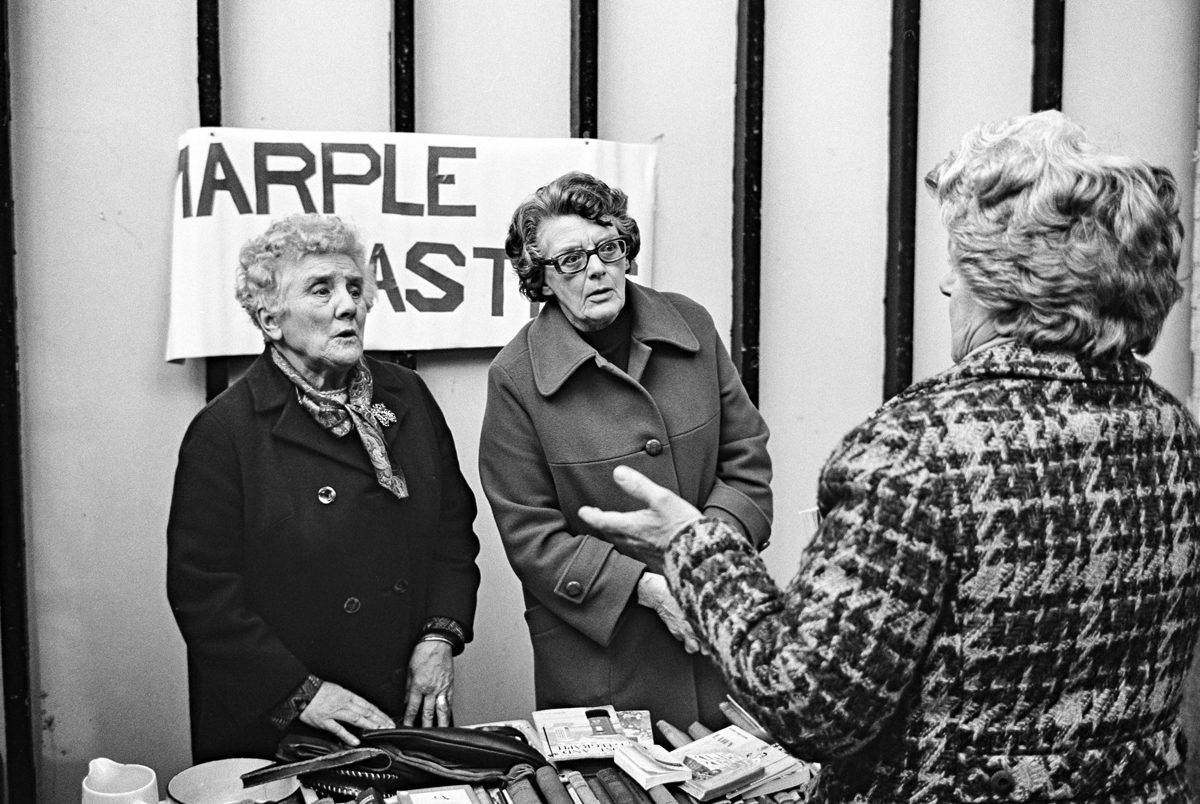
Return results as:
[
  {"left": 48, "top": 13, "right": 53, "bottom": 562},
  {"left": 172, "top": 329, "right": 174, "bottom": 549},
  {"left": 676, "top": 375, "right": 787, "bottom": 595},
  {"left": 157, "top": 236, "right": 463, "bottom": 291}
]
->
[{"left": 270, "top": 347, "right": 409, "bottom": 500}]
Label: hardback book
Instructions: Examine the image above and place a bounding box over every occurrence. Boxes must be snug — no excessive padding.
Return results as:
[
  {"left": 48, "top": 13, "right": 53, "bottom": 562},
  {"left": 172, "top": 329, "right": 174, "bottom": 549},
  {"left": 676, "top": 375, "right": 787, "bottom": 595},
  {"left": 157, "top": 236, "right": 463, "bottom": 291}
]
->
[
  {"left": 531, "top": 705, "right": 652, "bottom": 762},
  {"left": 669, "top": 725, "right": 804, "bottom": 802},
  {"left": 613, "top": 741, "right": 693, "bottom": 788}
]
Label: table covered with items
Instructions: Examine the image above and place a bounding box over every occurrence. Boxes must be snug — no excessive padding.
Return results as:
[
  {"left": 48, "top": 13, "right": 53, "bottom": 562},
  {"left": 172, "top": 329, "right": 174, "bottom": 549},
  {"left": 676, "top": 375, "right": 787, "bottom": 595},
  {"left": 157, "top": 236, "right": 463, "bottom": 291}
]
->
[{"left": 158, "top": 698, "right": 819, "bottom": 804}]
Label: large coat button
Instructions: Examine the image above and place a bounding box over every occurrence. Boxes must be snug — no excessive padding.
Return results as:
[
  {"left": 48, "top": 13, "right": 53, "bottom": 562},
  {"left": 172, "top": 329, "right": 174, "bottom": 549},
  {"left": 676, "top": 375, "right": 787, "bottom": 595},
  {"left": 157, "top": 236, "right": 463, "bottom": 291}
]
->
[
  {"left": 644, "top": 439, "right": 663, "bottom": 456},
  {"left": 393, "top": 579, "right": 409, "bottom": 594},
  {"left": 564, "top": 581, "right": 583, "bottom": 597},
  {"left": 989, "top": 769, "right": 1016, "bottom": 797},
  {"left": 318, "top": 486, "right": 337, "bottom": 505},
  {"left": 343, "top": 597, "right": 362, "bottom": 614}
]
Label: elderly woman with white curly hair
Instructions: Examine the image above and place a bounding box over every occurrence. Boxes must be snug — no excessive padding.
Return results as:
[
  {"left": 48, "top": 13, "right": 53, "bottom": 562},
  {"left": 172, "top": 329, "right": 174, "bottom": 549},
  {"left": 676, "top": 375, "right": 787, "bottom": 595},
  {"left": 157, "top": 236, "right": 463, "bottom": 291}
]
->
[
  {"left": 168, "top": 213, "right": 481, "bottom": 762},
  {"left": 580, "top": 111, "right": 1200, "bottom": 803}
]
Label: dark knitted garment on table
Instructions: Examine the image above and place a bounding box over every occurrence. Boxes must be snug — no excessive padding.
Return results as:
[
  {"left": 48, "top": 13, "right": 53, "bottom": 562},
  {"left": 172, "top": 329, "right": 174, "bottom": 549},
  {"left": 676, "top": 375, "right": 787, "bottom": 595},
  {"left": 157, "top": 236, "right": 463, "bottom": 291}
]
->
[{"left": 664, "top": 342, "right": 1200, "bottom": 803}]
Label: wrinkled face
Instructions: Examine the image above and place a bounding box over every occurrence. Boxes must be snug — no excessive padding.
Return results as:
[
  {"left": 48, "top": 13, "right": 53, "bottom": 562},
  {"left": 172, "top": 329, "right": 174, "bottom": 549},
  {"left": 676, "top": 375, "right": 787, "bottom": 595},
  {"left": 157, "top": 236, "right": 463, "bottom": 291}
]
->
[
  {"left": 538, "top": 214, "right": 628, "bottom": 332},
  {"left": 939, "top": 255, "right": 998, "bottom": 363},
  {"left": 259, "top": 253, "right": 368, "bottom": 388}
]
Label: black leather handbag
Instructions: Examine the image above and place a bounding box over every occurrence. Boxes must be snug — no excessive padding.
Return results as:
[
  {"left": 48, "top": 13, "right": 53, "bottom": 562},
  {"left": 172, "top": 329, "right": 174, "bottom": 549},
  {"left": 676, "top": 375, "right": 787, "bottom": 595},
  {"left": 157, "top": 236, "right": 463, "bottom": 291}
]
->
[{"left": 242, "top": 724, "right": 549, "bottom": 799}]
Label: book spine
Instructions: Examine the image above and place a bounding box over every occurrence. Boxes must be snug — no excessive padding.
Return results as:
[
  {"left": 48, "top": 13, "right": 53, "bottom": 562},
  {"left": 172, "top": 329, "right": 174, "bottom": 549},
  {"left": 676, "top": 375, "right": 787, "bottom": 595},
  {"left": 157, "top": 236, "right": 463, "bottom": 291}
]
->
[
  {"left": 536, "top": 766, "right": 576, "bottom": 804},
  {"left": 655, "top": 719, "right": 692, "bottom": 749},
  {"left": 597, "top": 767, "right": 641, "bottom": 804},
  {"left": 507, "top": 776, "right": 542, "bottom": 804},
  {"left": 565, "top": 770, "right": 603, "bottom": 804},
  {"left": 717, "top": 702, "right": 769, "bottom": 742},
  {"left": 587, "top": 775, "right": 616, "bottom": 804}
]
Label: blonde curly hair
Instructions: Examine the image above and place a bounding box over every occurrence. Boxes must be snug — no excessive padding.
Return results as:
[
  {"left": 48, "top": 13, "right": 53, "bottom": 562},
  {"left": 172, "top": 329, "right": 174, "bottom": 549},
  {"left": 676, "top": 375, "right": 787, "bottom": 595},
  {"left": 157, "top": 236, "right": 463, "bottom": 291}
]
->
[
  {"left": 925, "top": 110, "right": 1183, "bottom": 363},
  {"left": 234, "top": 213, "right": 376, "bottom": 331}
]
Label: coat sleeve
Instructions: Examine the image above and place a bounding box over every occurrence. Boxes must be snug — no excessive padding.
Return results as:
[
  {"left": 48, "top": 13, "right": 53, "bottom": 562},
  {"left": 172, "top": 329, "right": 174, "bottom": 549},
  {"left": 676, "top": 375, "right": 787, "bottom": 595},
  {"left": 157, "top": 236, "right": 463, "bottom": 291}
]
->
[
  {"left": 166, "top": 407, "right": 309, "bottom": 726},
  {"left": 663, "top": 414, "right": 949, "bottom": 761},
  {"left": 479, "top": 361, "right": 645, "bottom": 647},
  {"left": 699, "top": 319, "right": 773, "bottom": 547},
  {"left": 414, "top": 373, "right": 482, "bottom": 640}
]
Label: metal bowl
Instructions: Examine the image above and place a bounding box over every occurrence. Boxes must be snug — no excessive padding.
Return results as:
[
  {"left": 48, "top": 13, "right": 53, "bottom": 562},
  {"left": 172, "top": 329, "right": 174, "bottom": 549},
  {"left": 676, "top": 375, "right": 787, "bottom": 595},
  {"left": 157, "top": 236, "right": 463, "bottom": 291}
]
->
[{"left": 167, "top": 757, "right": 302, "bottom": 804}]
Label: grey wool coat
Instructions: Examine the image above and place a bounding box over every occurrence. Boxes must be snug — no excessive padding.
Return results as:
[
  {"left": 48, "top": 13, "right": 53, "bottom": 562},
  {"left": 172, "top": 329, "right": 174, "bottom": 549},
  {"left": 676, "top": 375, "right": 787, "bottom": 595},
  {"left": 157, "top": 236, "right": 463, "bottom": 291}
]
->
[
  {"left": 479, "top": 282, "right": 772, "bottom": 732},
  {"left": 663, "top": 342, "right": 1200, "bottom": 803},
  {"left": 168, "top": 351, "right": 481, "bottom": 762}
]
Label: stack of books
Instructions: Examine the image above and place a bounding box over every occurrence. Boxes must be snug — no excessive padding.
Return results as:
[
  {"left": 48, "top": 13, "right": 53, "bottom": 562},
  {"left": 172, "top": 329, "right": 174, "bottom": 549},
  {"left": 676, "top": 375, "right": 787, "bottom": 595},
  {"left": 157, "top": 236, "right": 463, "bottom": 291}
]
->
[
  {"left": 401, "top": 700, "right": 817, "bottom": 804},
  {"left": 664, "top": 724, "right": 817, "bottom": 803}
]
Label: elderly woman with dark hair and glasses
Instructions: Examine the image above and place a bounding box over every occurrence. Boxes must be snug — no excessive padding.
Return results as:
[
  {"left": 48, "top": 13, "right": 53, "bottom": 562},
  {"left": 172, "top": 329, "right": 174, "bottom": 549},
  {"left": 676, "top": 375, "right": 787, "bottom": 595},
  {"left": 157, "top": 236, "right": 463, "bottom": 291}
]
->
[
  {"left": 167, "top": 213, "right": 481, "bottom": 762},
  {"left": 479, "top": 171, "right": 773, "bottom": 732},
  {"left": 578, "top": 112, "right": 1200, "bottom": 803}
]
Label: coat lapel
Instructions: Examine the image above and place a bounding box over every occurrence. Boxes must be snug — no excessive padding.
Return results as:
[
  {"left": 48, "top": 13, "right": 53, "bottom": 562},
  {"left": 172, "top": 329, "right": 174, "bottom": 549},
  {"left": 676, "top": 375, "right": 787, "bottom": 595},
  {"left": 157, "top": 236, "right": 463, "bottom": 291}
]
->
[
  {"left": 363, "top": 358, "right": 413, "bottom": 457},
  {"left": 246, "top": 350, "right": 409, "bottom": 476},
  {"left": 528, "top": 283, "right": 700, "bottom": 395}
]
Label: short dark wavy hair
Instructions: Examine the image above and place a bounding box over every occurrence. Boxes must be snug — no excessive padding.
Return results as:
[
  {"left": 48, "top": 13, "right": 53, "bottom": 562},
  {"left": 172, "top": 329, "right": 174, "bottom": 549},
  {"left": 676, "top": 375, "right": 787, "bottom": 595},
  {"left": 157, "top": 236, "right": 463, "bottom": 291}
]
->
[
  {"left": 505, "top": 171, "right": 641, "bottom": 302},
  {"left": 925, "top": 111, "right": 1183, "bottom": 364}
]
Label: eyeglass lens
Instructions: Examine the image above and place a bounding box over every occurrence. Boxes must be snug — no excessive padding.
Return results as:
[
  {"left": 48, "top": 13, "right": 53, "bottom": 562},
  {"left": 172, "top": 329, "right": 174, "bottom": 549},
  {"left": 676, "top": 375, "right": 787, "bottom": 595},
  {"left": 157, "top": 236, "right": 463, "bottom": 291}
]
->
[{"left": 555, "top": 238, "right": 627, "bottom": 273}]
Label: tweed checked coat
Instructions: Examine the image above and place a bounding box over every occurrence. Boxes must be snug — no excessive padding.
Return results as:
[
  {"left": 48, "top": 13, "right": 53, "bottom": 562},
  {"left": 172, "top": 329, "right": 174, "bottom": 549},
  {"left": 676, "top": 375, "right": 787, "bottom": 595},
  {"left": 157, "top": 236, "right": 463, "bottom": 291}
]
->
[
  {"left": 479, "top": 283, "right": 772, "bottom": 731},
  {"left": 663, "top": 342, "right": 1200, "bottom": 803},
  {"left": 168, "top": 352, "right": 481, "bottom": 761}
]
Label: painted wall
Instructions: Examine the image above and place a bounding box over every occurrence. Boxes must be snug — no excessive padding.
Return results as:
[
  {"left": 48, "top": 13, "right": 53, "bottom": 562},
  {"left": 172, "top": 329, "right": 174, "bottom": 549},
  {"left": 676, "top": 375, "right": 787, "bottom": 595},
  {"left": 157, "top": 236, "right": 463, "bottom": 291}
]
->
[{"left": 8, "top": 1, "right": 1198, "bottom": 801}]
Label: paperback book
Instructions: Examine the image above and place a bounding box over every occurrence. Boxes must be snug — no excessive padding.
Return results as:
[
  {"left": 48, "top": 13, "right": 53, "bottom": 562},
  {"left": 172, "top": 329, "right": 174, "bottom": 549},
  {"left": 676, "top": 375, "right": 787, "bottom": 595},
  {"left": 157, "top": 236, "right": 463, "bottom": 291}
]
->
[
  {"left": 613, "top": 741, "right": 692, "bottom": 788},
  {"left": 668, "top": 725, "right": 808, "bottom": 802},
  {"left": 531, "top": 705, "right": 653, "bottom": 762}
]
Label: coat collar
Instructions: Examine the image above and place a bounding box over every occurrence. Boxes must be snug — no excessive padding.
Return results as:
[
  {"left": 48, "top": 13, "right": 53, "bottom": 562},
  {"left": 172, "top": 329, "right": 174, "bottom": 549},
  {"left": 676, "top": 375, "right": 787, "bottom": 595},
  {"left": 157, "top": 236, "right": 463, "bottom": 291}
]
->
[
  {"left": 527, "top": 282, "right": 700, "bottom": 397},
  {"left": 245, "top": 348, "right": 412, "bottom": 472},
  {"left": 897, "top": 340, "right": 1151, "bottom": 404}
]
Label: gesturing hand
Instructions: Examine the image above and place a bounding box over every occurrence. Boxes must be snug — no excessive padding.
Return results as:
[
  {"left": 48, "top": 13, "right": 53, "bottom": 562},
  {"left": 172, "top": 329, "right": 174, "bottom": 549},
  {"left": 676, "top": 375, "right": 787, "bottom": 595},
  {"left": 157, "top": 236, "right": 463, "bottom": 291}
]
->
[
  {"left": 299, "top": 681, "right": 395, "bottom": 746},
  {"left": 578, "top": 465, "right": 703, "bottom": 568},
  {"left": 402, "top": 639, "right": 454, "bottom": 727},
  {"left": 637, "top": 572, "right": 703, "bottom": 654}
]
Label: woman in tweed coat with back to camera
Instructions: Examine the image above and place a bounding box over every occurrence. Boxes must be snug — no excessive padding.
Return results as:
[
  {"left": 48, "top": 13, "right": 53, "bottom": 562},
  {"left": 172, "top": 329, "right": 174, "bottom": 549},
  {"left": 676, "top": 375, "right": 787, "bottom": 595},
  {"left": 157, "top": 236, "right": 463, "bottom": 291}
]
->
[{"left": 580, "top": 110, "right": 1200, "bottom": 803}]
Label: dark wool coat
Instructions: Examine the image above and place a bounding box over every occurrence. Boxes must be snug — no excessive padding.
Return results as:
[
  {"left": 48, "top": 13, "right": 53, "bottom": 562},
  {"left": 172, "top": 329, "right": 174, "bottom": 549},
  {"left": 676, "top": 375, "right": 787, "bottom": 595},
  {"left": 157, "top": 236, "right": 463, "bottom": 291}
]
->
[
  {"left": 168, "top": 351, "right": 481, "bottom": 762},
  {"left": 479, "top": 283, "right": 773, "bottom": 732},
  {"left": 664, "top": 342, "right": 1200, "bottom": 803}
]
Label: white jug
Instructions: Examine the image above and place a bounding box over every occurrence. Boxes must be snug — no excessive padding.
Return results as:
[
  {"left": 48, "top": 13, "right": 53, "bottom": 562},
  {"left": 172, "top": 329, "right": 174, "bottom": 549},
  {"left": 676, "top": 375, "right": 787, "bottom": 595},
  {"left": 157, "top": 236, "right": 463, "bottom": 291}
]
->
[{"left": 81, "top": 757, "right": 159, "bottom": 804}]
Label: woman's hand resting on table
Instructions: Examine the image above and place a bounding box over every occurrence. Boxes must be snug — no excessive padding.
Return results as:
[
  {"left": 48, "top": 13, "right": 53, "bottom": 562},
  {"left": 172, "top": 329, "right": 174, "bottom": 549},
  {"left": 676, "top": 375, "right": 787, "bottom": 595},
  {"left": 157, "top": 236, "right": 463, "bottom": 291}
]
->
[
  {"left": 300, "top": 681, "right": 395, "bottom": 746},
  {"left": 403, "top": 639, "right": 454, "bottom": 727}
]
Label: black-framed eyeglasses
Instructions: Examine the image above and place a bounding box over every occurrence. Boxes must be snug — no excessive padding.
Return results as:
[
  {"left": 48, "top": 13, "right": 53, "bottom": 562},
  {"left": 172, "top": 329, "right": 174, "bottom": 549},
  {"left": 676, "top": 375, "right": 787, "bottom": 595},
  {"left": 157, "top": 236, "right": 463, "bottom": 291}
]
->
[{"left": 541, "top": 236, "right": 630, "bottom": 275}]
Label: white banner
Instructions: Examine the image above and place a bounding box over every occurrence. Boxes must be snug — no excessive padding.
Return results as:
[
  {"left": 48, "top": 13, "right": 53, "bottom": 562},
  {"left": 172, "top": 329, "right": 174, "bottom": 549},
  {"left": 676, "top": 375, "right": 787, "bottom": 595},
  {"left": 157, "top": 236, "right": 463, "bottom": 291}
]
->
[{"left": 167, "top": 127, "right": 658, "bottom": 360}]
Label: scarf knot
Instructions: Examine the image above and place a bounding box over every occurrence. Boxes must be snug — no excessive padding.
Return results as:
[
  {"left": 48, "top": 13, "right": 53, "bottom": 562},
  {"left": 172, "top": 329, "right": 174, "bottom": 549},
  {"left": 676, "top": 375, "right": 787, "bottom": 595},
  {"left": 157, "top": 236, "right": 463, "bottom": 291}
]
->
[{"left": 271, "top": 347, "right": 409, "bottom": 500}]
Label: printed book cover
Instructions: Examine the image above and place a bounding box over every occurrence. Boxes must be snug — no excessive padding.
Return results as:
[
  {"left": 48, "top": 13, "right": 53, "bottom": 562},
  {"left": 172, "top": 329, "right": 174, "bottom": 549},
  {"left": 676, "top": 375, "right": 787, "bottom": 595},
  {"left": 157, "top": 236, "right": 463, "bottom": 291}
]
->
[
  {"left": 668, "top": 725, "right": 802, "bottom": 801},
  {"left": 395, "top": 784, "right": 481, "bottom": 804},
  {"left": 531, "top": 705, "right": 652, "bottom": 762}
]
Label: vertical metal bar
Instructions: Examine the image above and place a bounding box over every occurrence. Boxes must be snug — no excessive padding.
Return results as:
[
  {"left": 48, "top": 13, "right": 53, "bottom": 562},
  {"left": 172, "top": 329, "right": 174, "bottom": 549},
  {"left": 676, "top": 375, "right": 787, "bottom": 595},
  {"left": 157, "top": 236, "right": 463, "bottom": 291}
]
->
[
  {"left": 390, "top": 0, "right": 418, "bottom": 370},
  {"left": 0, "top": 0, "right": 36, "bottom": 797},
  {"left": 197, "top": 0, "right": 229, "bottom": 400},
  {"left": 571, "top": 0, "right": 599, "bottom": 139},
  {"left": 731, "top": 0, "right": 764, "bottom": 404},
  {"left": 883, "top": 0, "right": 920, "bottom": 400},
  {"left": 393, "top": 0, "right": 415, "bottom": 134},
  {"left": 1032, "top": 0, "right": 1065, "bottom": 112}
]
